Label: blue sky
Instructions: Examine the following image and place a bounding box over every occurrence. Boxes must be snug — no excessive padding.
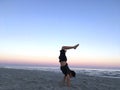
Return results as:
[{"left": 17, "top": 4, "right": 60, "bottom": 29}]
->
[{"left": 0, "top": 0, "right": 120, "bottom": 68}]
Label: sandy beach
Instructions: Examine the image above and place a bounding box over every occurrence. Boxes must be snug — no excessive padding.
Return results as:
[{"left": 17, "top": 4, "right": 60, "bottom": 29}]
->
[{"left": 0, "top": 68, "right": 120, "bottom": 90}]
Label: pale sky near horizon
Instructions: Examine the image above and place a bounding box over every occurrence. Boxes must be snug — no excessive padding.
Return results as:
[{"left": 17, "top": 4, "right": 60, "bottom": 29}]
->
[{"left": 0, "top": 0, "right": 120, "bottom": 68}]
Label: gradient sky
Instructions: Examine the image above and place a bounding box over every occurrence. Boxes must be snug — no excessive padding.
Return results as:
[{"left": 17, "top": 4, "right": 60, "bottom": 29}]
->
[{"left": 0, "top": 0, "right": 120, "bottom": 68}]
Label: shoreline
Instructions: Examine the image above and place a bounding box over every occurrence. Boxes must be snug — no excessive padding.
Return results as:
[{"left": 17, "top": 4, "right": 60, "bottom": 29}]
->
[
  {"left": 1, "top": 66, "right": 120, "bottom": 78},
  {"left": 0, "top": 68, "right": 120, "bottom": 90}
]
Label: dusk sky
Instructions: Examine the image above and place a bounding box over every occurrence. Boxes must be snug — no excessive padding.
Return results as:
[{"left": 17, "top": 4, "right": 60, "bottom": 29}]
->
[{"left": 0, "top": 0, "right": 120, "bottom": 68}]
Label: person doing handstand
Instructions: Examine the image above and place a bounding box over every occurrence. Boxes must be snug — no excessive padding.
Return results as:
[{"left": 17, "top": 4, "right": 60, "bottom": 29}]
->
[{"left": 59, "top": 44, "right": 79, "bottom": 87}]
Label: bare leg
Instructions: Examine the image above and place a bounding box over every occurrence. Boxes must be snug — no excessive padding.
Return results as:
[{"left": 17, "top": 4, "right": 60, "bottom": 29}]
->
[{"left": 62, "top": 44, "right": 79, "bottom": 50}]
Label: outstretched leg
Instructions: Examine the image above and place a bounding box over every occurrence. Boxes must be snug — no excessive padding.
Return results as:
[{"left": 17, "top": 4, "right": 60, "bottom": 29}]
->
[{"left": 62, "top": 44, "right": 79, "bottom": 50}]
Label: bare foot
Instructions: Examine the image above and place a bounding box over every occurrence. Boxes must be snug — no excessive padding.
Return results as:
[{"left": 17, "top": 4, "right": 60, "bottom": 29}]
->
[{"left": 74, "top": 44, "right": 79, "bottom": 49}]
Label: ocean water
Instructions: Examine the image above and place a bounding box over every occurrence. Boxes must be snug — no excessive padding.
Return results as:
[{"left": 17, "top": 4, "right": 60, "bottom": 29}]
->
[{"left": 1, "top": 65, "right": 120, "bottom": 78}]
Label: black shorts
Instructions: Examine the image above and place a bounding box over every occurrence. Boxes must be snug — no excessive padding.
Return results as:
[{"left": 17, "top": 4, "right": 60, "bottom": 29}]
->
[
  {"left": 59, "top": 49, "right": 67, "bottom": 62},
  {"left": 59, "top": 56, "right": 67, "bottom": 62},
  {"left": 60, "top": 63, "right": 71, "bottom": 76}
]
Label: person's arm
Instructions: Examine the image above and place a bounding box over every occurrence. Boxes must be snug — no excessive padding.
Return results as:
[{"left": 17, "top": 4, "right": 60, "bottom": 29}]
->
[
  {"left": 63, "top": 76, "right": 66, "bottom": 83},
  {"left": 65, "top": 74, "right": 71, "bottom": 87}
]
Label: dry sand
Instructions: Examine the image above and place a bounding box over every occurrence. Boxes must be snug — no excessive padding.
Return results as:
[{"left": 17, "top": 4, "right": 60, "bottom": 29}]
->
[{"left": 0, "top": 68, "right": 120, "bottom": 90}]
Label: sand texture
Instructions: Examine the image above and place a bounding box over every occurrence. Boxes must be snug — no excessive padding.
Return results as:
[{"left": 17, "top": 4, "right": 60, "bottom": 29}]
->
[{"left": 0, "top": 68, "right": 120, "bottom": 90}]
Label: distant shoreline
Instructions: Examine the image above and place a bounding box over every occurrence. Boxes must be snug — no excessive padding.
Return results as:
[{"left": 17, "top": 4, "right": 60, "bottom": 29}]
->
[
  {"left": 0, "top": 63, "right": 120, "bottom": 70},
  {"left": 0, "top": 65, "right": 120, "bottom": 79}
]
